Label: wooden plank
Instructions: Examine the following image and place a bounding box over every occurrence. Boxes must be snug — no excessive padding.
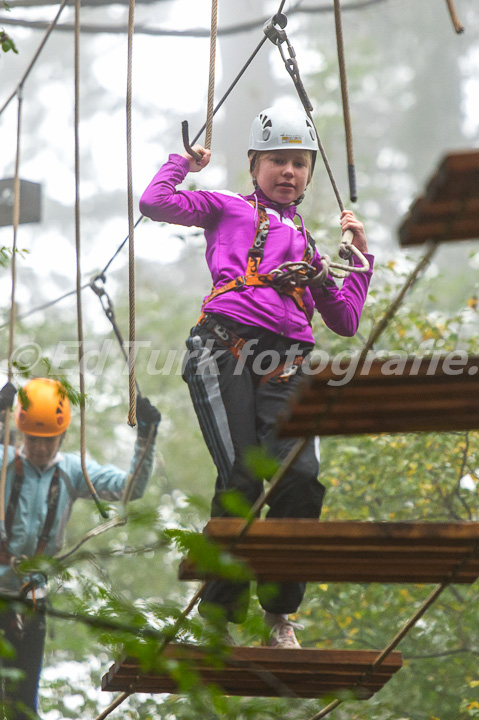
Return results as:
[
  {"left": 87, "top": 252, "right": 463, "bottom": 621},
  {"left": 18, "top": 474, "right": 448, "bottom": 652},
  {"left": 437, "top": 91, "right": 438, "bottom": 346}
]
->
[
  {"left": 102, "top": 645, "right": 402, "bottom": 698},
  {"left": 425, "top": 150, "right": 479, "bottom": 201},
  {"left": 399, "top": 214, "right": 479, "bottom": 245},
  {"left": 275, "top": 355, "right": 479, "bottom": 437},
  {"left": 178, "top": 519, "right": 479, "bottom": 584},
  {"left": 398, "top": 150, "right": 479, "bottom": 246}
]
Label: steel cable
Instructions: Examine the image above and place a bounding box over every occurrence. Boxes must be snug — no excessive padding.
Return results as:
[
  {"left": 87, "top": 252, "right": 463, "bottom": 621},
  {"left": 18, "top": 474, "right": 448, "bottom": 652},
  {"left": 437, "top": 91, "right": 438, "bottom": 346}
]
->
[
  {"left": 0, "top": 88, "right": 23, "bottom": 541},
  {"left": 73, "top": 0, "right": 107, "bottom": 518},
  {"left": 126, "top": 0, "right": 136, "bottom": 427}
]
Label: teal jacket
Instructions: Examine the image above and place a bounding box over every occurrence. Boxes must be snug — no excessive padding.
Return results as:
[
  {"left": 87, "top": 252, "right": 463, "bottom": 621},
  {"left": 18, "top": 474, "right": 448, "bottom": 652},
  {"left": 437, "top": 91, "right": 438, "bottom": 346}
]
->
[{"left": 0, "top": 438, "right": 155, "bottom": 596}]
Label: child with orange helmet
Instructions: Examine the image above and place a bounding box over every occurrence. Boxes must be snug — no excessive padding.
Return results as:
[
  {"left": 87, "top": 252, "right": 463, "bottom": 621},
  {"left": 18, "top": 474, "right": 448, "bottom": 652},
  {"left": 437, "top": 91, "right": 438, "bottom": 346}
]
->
[{"left": 0, "top": 378, "right": 161, "bottom": 719}]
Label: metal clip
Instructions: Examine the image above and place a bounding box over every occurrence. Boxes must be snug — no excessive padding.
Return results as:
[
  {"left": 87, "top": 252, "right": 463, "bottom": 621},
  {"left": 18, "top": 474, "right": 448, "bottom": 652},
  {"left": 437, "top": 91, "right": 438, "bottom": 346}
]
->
[
  {"left": 263, "top": 13, "right": 288, "bottom": 45},
  {"left": 89, "top": 274, "right": 114, "bottom": 320}
]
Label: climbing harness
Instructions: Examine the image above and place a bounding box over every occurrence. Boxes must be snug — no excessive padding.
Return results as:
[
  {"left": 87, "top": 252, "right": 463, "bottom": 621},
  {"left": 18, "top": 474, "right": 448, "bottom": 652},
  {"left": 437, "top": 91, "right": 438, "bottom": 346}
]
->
[
  {"left": 0, "top": 453, "right": 60, "bottom": 566},
  {"left": 197, "top": 315, "right": 247, "bottom": 360},
  {"left": 197, "top": 314, "right": 307, "bottom": 384},
  {"left": 199, "top": 202, "right": 370, "bottom": 327},
  {"left": 199, "top": 203, "right": 316, "bottom": 325}
]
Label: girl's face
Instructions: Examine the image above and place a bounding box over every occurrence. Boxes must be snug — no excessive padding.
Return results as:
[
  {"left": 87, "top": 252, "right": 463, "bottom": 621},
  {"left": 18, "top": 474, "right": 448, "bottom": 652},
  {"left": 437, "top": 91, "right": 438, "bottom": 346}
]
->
[
  {"left": 24, "top": 433, "right": 63, "bottom": 470},
  {"left": 254, "top": 149, "right": 311, "bottom": 205}
]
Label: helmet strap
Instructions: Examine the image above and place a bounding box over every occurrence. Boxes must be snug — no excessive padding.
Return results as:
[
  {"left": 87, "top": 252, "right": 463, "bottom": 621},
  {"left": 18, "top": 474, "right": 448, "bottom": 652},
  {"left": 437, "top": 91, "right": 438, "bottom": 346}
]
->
[{"left": 253, "top": 186, "right": 304, "bottom": 208}]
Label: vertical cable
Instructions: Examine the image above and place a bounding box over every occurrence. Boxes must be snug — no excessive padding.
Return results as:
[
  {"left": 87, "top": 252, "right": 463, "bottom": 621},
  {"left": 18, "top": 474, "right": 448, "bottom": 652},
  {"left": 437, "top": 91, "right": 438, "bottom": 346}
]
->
[
  {"left": 126, "top": 0, "right": 136, "bottom": 426},
  {"left": 0, "top": 87, "right": 23, "bottom": 540},
  {"left": 73, "top": 0, "right": 107, "bottom": 518}
]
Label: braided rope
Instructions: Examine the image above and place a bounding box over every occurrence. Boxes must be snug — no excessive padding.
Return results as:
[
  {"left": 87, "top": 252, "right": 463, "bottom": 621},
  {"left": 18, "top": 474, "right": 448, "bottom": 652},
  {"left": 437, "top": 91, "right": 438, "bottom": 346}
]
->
[
  {"left": 333, "top": 0, "right": 357, "bottom": 202},
  {"left": 204, "top": 0, "right": 218, "bottom": 150},
  {"left": 126, "top": 0, "right": 136, "bottom": 426},
  {"left": 445, "top": 0, "right": 464, "bottom": 33}
]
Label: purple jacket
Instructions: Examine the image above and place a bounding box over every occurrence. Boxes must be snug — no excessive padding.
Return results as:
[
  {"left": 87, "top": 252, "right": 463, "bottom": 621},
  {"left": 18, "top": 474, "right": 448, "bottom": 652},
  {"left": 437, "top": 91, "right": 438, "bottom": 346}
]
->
[{"left": 140, "top": 154, "right": 374, "bottom": 345}]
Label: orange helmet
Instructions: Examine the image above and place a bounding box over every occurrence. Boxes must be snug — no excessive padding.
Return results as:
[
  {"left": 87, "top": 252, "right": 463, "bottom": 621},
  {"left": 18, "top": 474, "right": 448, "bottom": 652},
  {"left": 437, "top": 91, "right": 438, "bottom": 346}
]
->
[{"left": 15, "top": 378, "right": 72, "bottom": 437}]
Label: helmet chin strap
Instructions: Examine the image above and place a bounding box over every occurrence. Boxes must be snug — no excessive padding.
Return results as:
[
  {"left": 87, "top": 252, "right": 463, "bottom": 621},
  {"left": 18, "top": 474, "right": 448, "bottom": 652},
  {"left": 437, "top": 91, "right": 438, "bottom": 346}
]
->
[{"left": 252, "top": 179, "right": 305, "bottom": 207}]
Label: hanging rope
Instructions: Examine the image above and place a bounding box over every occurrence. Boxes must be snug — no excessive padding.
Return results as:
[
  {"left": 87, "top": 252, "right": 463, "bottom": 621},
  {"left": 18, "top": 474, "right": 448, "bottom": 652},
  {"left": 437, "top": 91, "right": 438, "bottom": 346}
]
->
[
  {"left": 0, "top": 87, "right": 23, "bottom": 542},
  {"left": 204, "top": 0, "right": 219, "bottom": 150},
  {"left": 73, "top": 0, "right": 107, "bottom": 519},
  {"left": 445, "top": 0, "right": 464, "bottom": 33},
  {"left": 333, "top": 0, "right": 357, "bottom": 203},
  {"left": 126, "top": 0, "right": 136, "bottom": 428},
  {"left": 182, "top": 0, "right": 219, "bottom": 161}
]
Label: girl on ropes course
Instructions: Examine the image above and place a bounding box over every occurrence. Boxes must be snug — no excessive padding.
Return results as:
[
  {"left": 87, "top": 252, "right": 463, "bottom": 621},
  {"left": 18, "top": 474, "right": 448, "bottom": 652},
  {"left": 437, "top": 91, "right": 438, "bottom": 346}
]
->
[
  {"left": 0, "top": 378, "right": 161, "bottom": 719},
  {"left": 139, "top": 104, "right": 374, "bottom": 649}
]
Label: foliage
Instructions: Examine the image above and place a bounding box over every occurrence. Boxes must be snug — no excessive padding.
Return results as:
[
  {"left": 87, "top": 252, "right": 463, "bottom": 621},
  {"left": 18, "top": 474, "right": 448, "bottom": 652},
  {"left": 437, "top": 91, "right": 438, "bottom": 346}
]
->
[
  {"left": 0, "top": 2, "right": 478, "bottom": 718},
  {"left": 1, "top": 250, "right": 477, "bottom": 720},
  {"left": 1, "top": 2, "right": 17, "bottom": 56}
]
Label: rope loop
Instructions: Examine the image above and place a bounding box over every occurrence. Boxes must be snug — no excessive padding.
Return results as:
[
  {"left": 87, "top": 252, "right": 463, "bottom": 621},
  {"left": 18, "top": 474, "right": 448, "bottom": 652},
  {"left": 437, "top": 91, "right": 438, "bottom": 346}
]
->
[{"left": 270, "top": 260, "right": 318, "bottom": 289}]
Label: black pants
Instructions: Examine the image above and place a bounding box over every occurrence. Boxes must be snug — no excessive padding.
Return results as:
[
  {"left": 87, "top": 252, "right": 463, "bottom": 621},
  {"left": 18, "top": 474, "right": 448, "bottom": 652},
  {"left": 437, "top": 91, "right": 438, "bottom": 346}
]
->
[
  {"left": 0, "top": 604, "right": 45, "bottom": 719},
  {"left": 183, "top": 313, "right": 325, "bottom": 623}
]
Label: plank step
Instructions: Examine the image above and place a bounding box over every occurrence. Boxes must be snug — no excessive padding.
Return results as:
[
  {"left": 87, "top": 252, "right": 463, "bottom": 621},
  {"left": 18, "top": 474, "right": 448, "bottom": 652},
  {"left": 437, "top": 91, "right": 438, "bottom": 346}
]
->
[
  {"left": 275, "top": 355, "right": 479, "bottom": 437},
  {"left": 102, "top": 645, "right": 402, "bottom": 698},
  {"left": 398, "top": 149, "right": 479, "bottom": 246},
  {"left": 179, "top": 519, "right": 479, "bottom": 584}
]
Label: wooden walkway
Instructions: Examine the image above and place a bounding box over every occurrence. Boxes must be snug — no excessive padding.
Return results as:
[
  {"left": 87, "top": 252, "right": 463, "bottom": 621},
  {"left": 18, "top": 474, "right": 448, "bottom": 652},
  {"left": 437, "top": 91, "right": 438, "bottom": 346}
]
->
[
  {"left": 102, "top": 645, "right": 402, "bottom": 699},
  {"left": 399, "top": 149, "right": 479, "bottom": 246},
  {"left": 179, "top": 519, "right": 479, "bottom": 584},
  {"left": 275, "top": 355, "right": 479, "bottom": 437}
]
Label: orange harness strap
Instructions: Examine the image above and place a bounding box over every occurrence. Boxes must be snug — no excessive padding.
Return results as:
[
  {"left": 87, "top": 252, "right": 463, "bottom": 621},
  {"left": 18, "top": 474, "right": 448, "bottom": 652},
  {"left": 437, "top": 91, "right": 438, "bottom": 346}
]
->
[{"left": 200, "top": 203, "right": 315, "bottom": 324}]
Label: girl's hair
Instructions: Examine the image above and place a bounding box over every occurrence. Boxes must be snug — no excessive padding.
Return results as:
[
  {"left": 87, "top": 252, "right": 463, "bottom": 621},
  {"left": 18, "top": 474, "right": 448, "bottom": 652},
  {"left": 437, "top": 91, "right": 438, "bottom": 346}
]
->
[{"left": 248, "top": 149, "right": 314, "bottom": 185}]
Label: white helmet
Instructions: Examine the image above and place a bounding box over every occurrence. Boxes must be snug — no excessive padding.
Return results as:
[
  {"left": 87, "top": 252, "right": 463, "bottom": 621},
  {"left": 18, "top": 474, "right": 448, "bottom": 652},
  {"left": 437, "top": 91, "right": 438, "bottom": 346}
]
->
[{"left": 248, "top": 106, "right": 318, "bottom": 156}]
